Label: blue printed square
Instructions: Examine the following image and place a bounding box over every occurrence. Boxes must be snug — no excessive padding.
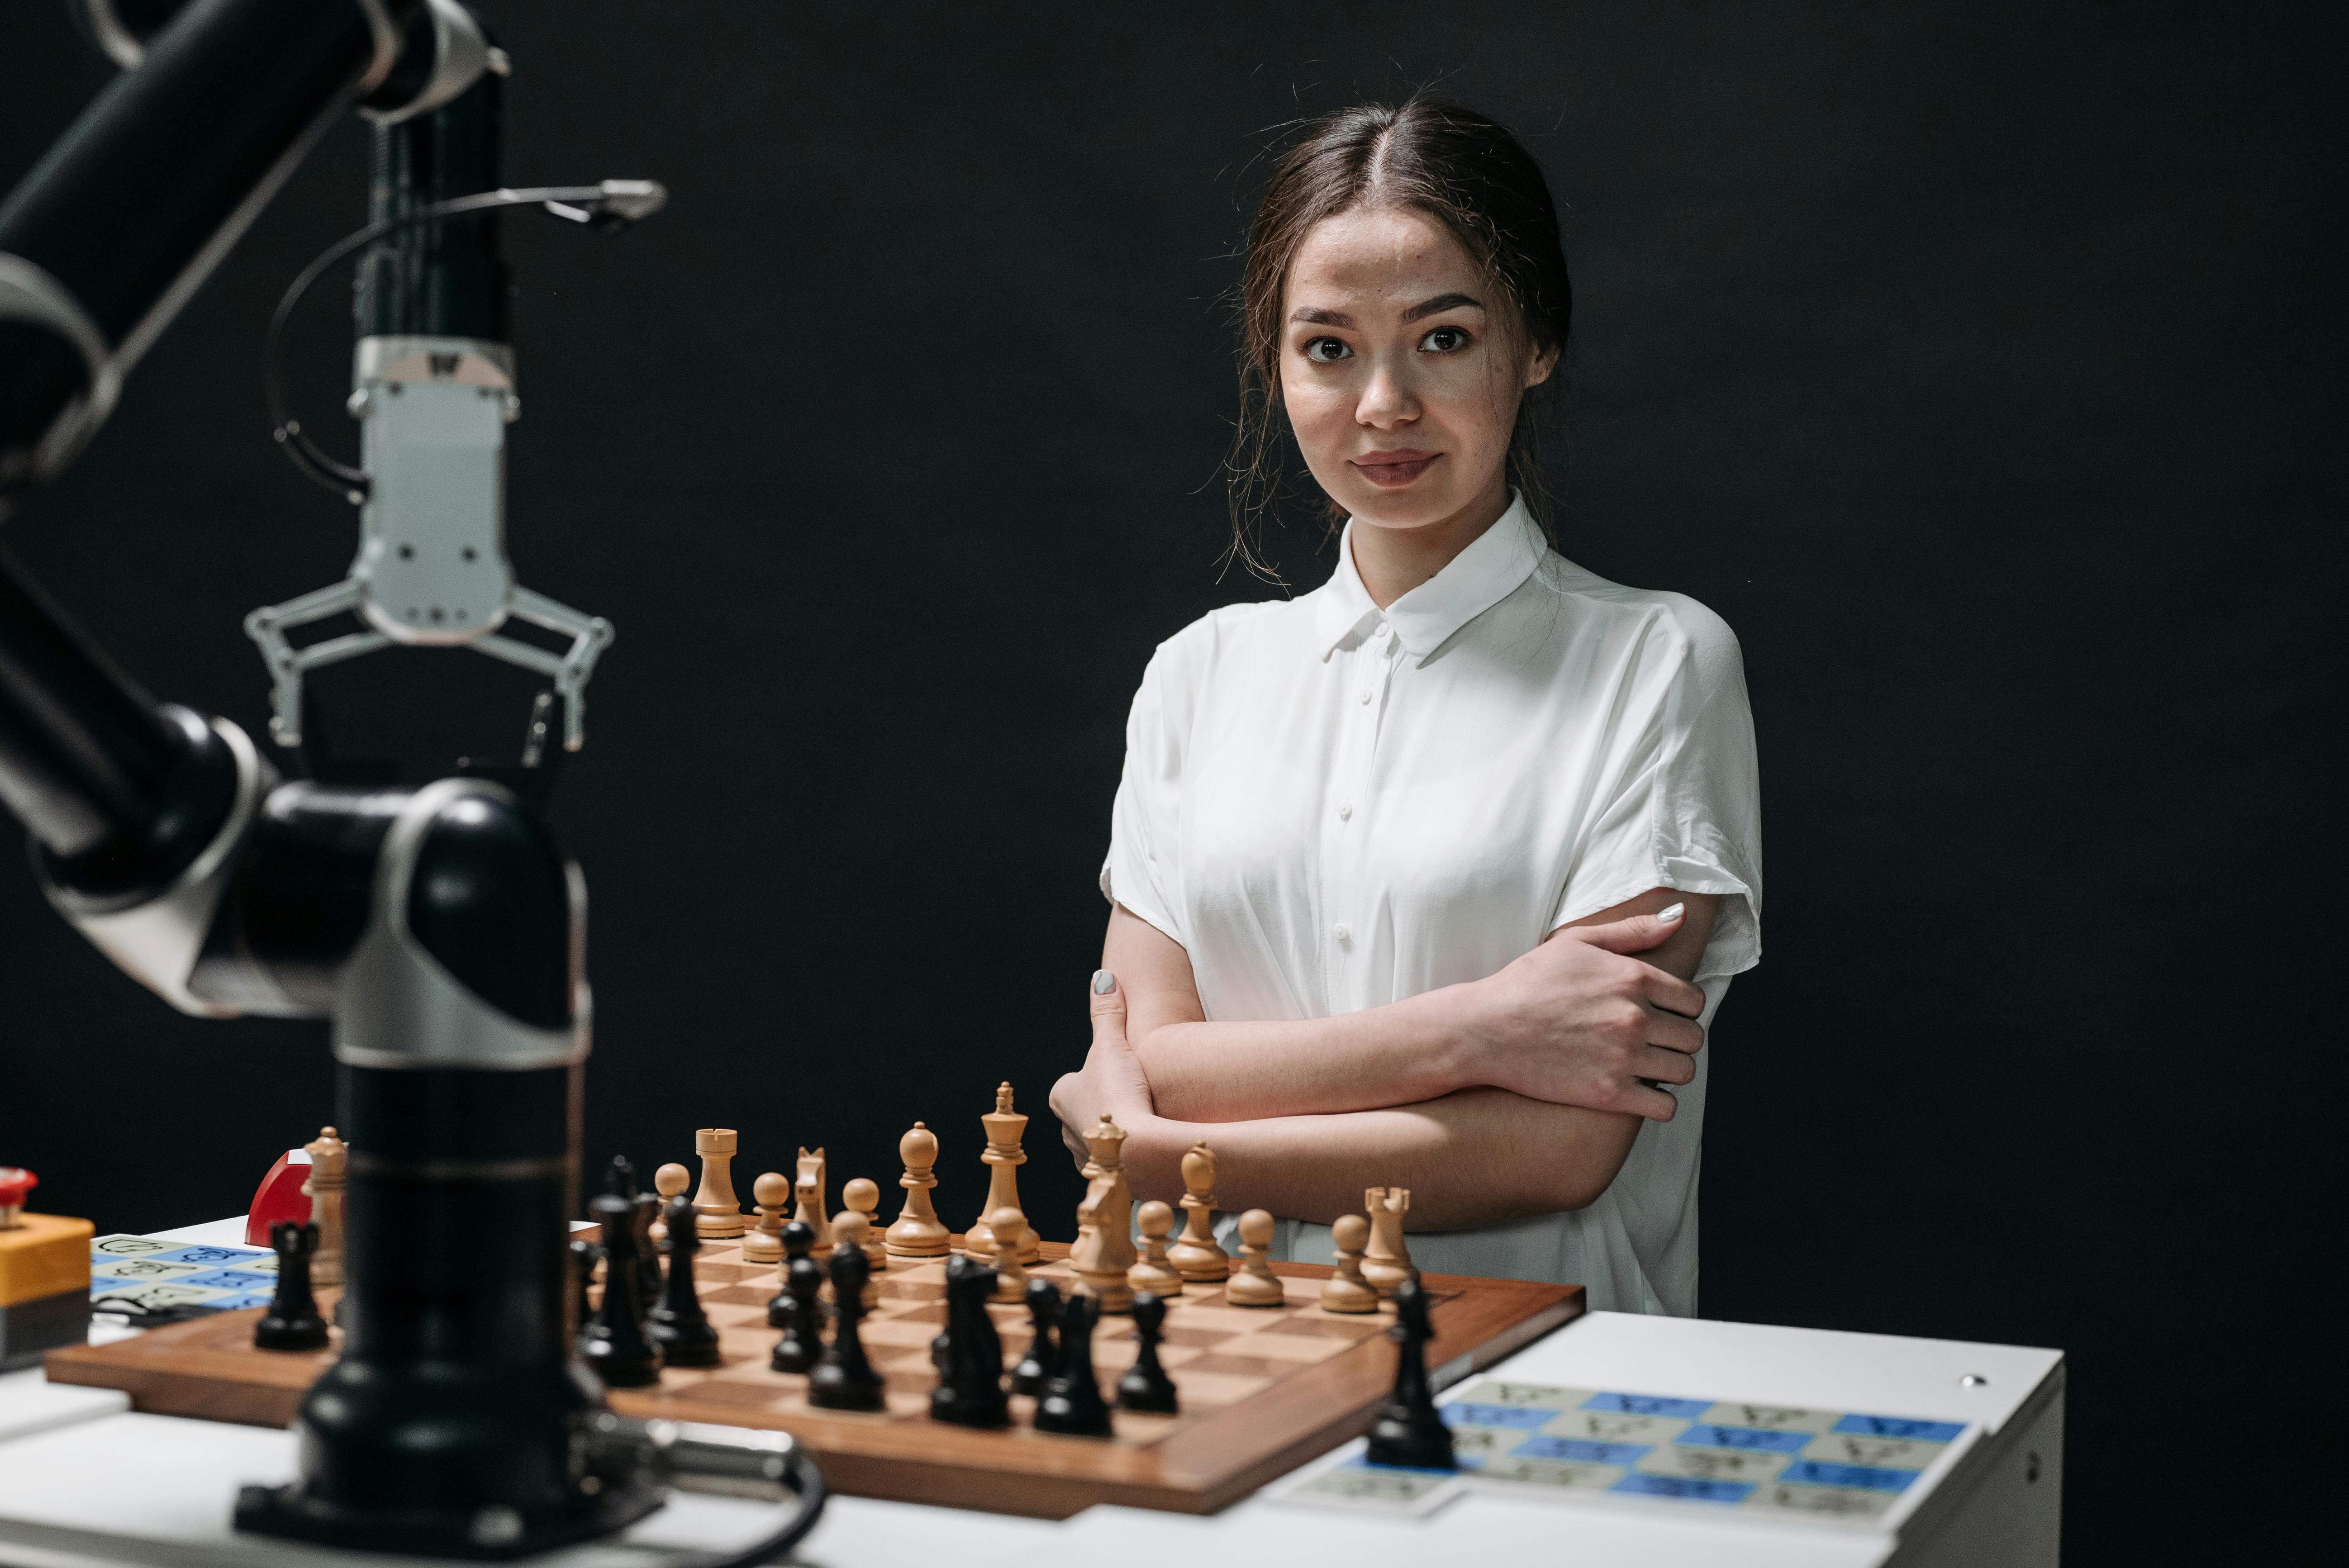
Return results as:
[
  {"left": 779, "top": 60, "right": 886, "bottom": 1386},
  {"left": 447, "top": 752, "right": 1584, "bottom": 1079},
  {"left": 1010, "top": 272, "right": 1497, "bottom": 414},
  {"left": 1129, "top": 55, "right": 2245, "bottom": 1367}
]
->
[
  {"left": 1581, "top": 1392, "right": 1713, "bottom": 1420},
  {"left": 154, "top": 1245, "right": 268, "bottom": 1268},
  {"left": 1610, "top": 1472, "right": 1753, "bottom": 1504},
  {"left": 177, "top": 1269, "right": 277, "bottom": 1292},
  {"left": 1831, "top": 1414, "right": 1964, "bottom": 1444},
  {"left": 1778, "top": 1459, "right": 1922, "bottom": 1493},
  {"left": 1676, "top": 1423, "right": 1812, "bottom": 1454},
  {"left": 1445, "top": 1402, "right": 1555, "bottom": 1430},
  {"left": 1512, "top": 1436, "right": 1651, "bottom": 1467}
]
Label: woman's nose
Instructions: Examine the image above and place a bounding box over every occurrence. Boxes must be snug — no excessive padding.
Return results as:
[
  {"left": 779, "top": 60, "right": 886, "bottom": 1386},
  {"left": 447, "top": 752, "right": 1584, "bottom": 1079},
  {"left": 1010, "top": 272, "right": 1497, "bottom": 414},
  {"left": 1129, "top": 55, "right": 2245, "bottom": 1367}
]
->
[{"left": 1356, "top": 356, "right": 1419, "bottom": 427}]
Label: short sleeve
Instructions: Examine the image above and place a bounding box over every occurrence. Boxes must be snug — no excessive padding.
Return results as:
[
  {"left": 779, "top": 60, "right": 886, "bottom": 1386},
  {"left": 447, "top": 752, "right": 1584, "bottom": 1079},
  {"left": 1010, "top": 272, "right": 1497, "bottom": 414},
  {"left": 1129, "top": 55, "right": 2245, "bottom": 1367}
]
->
[
  {"left": 1550, "top": 601, "right": 1763, "bottom": 983},
  {"left": 1099, "top": 641, "right": 1190, "bottom": 949}
]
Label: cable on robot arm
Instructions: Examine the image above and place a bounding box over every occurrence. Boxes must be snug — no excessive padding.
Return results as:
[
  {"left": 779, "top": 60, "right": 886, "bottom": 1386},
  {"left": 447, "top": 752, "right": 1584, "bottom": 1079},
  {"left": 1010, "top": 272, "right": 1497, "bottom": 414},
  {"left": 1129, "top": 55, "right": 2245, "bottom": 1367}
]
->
[{"left": 265, "top": 181, "right": 667, "bottom": 502}]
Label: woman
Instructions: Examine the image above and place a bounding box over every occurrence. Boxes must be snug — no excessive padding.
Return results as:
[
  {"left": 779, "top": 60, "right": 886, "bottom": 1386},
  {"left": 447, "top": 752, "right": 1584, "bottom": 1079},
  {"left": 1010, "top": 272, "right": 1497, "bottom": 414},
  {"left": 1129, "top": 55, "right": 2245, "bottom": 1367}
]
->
[{"left": 1051, "top": 99, "right": 1759, "bottom": 1316}]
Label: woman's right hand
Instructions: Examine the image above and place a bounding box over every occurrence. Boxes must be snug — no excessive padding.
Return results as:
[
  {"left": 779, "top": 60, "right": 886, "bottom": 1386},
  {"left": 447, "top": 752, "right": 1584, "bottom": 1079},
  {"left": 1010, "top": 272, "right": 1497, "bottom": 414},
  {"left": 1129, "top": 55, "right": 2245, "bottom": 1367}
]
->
[{"left": 1461, "top": 901, "right": 1712, "bottom": 1120}]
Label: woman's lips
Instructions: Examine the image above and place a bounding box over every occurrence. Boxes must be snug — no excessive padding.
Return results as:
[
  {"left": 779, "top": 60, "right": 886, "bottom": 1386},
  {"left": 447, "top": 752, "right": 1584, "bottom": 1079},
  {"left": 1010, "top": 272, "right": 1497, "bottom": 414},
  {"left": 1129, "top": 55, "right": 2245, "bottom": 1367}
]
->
[{"left": 1350, "top": 451, "right": 1440, "bottom": 486}]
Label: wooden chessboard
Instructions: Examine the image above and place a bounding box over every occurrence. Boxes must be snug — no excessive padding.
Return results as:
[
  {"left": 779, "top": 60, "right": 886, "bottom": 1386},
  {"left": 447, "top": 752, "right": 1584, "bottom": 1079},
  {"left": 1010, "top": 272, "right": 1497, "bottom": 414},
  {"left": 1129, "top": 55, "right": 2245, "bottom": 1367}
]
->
[{"left": 47, "top": 1236, "right": 1580, "bottom": 1518}]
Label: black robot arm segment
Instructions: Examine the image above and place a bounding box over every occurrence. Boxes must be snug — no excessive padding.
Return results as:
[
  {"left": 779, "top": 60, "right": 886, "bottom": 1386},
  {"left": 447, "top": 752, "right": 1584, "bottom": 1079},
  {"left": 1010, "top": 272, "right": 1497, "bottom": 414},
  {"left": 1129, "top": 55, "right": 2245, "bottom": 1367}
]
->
[{"left": 0, "top": 0, "right": 423, "bottom": 494}]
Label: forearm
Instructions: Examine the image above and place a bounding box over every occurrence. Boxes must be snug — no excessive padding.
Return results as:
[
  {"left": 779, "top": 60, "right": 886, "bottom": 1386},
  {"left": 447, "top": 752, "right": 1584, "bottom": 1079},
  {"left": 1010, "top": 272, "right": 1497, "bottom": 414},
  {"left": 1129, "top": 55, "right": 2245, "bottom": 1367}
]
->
[
  {"left": 1116, "top": 1088, "right": 1642, "bottom": 1231},
  {"left": 1134, "top": 991, "right": 1482, "bottom": 1122}
]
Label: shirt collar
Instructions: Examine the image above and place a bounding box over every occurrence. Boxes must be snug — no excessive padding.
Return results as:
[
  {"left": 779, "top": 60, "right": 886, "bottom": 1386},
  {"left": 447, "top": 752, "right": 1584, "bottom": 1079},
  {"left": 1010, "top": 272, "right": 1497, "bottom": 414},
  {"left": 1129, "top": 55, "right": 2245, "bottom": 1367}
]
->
[{"left": 1312, "top": 493, "right": 1548, "bottom": 662}]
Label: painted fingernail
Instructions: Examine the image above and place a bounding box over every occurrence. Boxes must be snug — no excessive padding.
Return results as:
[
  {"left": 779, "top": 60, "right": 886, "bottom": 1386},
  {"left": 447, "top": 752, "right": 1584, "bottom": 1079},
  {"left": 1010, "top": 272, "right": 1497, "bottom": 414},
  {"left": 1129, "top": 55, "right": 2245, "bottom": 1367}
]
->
[
  {"left": 1092, "top": 969, "right": 1117, "bottom": 994},
  {"left": 1656, "top": 903, "right": 1684, "bottom": 923}
]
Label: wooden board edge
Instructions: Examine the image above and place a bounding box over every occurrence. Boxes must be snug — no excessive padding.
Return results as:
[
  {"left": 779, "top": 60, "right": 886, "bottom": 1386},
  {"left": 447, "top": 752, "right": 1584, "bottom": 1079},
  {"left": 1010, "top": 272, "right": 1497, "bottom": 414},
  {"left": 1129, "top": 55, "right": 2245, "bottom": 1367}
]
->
[{"left": 46, "top": 1343, "right": 305, "bottom": 1429}]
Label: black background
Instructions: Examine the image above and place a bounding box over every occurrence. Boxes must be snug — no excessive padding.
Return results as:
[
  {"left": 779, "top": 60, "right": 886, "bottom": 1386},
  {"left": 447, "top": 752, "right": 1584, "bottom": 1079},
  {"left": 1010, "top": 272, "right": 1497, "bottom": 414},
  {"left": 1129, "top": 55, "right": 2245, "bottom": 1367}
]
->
[{"left": 1, "top": 3, "right": 2337, "bottom": 1561}]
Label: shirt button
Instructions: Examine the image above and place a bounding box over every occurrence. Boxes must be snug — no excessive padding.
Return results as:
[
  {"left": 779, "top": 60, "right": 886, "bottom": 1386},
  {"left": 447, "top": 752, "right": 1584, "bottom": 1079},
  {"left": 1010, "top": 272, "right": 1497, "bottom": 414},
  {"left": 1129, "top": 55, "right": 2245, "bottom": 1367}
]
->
[
  {"left": 1358, "top": 689, "right": 1373, "bottom": 704},
  {"left": 1337, "top": 803, "right": 1353, "bottom": 821},
  {"left": 1333, "top": 923, "right": 1352, "bottom": 942}
]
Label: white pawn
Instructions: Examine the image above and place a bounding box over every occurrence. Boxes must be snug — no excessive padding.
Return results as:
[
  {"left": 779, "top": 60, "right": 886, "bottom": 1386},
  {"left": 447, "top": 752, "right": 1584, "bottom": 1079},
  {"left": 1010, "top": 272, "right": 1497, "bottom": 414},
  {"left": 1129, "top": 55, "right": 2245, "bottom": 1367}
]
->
[
  {"left": 842, "top": 1177, "right": 888, "bottom": 1274},
  {"left": 744, "top": 1171, "right": 789, "bottom": 1263},
  {"left": 988, "top": 1207, "right": 1030, "bottom": 1302},
  {"left": 1127, "top": 1199, "right": 1184, "bottom": 1297},
  {"left": 1226, "top": 1208, "right": 1284, "bottom": 1307},
  {"left": 1320, "top": 1213, "right": 1380, "bottom": 1313}
]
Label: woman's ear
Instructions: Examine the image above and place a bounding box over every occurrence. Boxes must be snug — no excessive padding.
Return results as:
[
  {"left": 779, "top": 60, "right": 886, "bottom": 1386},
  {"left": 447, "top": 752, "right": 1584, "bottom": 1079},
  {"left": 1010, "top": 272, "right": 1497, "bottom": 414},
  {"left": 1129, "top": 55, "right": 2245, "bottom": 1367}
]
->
[{"left": 1524, "top": 339, "right": 1560, "bottom": 390}]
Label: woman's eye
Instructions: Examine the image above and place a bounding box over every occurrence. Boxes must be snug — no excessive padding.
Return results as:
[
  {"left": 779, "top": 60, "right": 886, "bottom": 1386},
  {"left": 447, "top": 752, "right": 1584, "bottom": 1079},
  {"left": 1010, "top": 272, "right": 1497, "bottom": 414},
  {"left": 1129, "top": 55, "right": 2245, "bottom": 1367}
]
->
[
  {"left": 1419, "top": 325, "right": 1471, "bottom": 354},
  {"left": 1302, "top": 337, "right": 1353, "bottom": 364}
]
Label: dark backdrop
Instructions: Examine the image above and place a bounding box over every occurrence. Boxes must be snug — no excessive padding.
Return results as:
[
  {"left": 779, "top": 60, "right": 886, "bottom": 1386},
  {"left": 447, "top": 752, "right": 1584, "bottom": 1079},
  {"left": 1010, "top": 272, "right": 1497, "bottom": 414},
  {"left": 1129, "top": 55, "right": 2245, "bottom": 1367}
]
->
[{"left": 1, "top": 3, "right": 2336, "bottom": 1561}]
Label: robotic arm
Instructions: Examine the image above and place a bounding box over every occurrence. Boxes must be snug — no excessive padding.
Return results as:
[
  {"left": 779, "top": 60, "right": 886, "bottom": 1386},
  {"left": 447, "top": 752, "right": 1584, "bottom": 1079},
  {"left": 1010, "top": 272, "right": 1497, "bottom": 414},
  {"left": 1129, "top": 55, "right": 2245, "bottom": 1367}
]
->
[
  {"left": 244, "top": 9, "right": 649, "bottom": 759},
  {"left": 0, "top": 3, "right": 823, "bottom": 1558}
]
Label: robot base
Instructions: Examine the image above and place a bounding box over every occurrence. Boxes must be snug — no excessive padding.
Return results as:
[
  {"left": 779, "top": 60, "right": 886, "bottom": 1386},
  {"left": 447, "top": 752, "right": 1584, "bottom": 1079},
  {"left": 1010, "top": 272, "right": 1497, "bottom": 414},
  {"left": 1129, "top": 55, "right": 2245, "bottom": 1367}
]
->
[{"left": 233, "top": 1475, "right": 665, "bottom": 1561}]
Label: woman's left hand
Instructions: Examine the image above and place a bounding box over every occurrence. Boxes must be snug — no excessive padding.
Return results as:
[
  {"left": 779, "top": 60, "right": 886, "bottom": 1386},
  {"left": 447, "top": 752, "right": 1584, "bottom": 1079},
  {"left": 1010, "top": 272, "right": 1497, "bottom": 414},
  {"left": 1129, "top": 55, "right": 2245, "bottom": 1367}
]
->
[{"left": 1049, "top": 969, "right": 1158, "bottom": 1165}]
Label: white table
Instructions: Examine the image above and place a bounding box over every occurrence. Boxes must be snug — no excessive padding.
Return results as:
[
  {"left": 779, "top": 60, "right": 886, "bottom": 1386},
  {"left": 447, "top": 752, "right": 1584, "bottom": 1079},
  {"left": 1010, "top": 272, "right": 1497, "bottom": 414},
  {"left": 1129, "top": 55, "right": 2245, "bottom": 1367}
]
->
[{"left": 0, "top": 1218, "right": 2063, "bottom": 1566}]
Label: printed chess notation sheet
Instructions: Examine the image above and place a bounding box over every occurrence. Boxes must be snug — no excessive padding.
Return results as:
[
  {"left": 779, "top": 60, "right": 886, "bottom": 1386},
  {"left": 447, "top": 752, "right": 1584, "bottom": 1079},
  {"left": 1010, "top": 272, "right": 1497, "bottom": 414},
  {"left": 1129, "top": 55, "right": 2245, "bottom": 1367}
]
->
[
  {"left": 89, "top": 1234, "right": 277, "bottom": 1315},
  {"left": 1269, "top": 1378, "right": 1970, "bottom": 1527}
]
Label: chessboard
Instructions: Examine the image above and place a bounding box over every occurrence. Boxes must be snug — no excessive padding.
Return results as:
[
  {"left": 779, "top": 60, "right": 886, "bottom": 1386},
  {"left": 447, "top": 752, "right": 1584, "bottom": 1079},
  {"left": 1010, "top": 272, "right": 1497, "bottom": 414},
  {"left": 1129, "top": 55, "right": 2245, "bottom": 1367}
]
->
[{"left": 48, "top": 1236, "right": 1577, "bottom": 1518}]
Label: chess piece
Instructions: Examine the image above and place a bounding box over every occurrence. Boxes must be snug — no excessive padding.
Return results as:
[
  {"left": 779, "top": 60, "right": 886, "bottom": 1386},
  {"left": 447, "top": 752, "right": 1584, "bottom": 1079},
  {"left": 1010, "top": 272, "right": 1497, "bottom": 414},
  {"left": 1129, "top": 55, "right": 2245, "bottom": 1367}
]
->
[
  {"left": 831, "top": 1211, "right": 880, "bottom": 1307},
  {"left": 1115, "top": 1291, "right": 1179, "bottom": 1414},
  {"left": 1365, "top": 1275, "right": 1455, "bottom": 1469},
  {"left": 569, "top": 1235, "right": 598, "bottom": 1340},
  {"left": 581, "top": 1188, "right": 661, "bottom": 1387},
  {"left": 842, "top": 1178, "right": 888, "bottom": 1274},
  {"left": 1225, "top": 1208, "right": 1285, "bottom": 1307},
  {"left": 745, "top": 1171, "right": 790, "bottom": 1264},
  {"left": 605, "top": 1156, "right": 662, "bottom": 1314},
  {"left": 768, "top": 1221, "right": 824, "bottom": 1373},
  {"left": 300, "top": 1126, "right": 346, "bottom": 1289},
  {"left": 690, "top": 1128, "right": 747, "bottom": 1237},
  {"left": 1078, "top": 1115, "right": 1136, "bottom": 1278},
  {"left": 1127, "top": 1199, "right": 1184, "bottom": 1297},
  {"left": 647, "top": 1192, "right": 721, "bottom": 1368},
  {"left": 929, "top": 1255, "right": 1009, "bottom": 1428},
  {"left": 1362, "top": 1186, "right": 1414, "bottom": 1297},
  {"left": 253, "top": 1220, "right": 329, "bottom": 1351},
  {"left": 1069, "top": 1180, "right": 1133, "bottom": 1313},
  {"left": 987, "top": 1207, "right": 1030, "bottom": 1302},
  {"left": 1321, "top": 1213, "right": 1381, "bottom": 1314},
  {"left": 807, "top": 1245, "right": 885, "bottom": 1410},
  {"left": 1168, "top": 1141, "right": 1230, "bottom": 1282},
  {"left": 1034, "top": 1291, "right": 1113, "bottom": 1437},
  {"left": 884, "top": 1122, "right": 951, "bottom": 1258},
  {"left": 650, "top": 1161, "right": 691, "bottom": 1243},
  {"left": 1010, "top": 1276, "right": 1060, "bottom": 1396},
  {"left": 964, "top": 1083, "right": 1039, "bottom": 1263},
  {"left": 632, "top": 1191, "right": 663, "bottom": 1305},
  {"left": 792, "top": 1146, "right": 831, "bottom": 1256}
]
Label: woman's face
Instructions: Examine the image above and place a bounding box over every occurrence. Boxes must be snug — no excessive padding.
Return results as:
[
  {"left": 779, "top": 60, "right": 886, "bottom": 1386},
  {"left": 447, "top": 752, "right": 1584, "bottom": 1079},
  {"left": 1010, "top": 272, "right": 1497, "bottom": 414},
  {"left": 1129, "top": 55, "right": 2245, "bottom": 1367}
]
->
[{"left": 1279, "top": 204, "right": 1555, "bottom": 534}]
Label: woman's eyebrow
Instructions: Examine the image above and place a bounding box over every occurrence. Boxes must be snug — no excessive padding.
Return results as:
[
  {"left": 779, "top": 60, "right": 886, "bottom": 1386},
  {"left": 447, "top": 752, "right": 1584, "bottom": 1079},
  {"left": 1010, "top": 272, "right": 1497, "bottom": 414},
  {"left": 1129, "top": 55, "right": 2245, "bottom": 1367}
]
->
[
  {"left": 1401, "top": 292, "right": 1483, "bottom": 322},
  {"left": 1289, "top": 305, "right": 1355, "bottom": 326}
]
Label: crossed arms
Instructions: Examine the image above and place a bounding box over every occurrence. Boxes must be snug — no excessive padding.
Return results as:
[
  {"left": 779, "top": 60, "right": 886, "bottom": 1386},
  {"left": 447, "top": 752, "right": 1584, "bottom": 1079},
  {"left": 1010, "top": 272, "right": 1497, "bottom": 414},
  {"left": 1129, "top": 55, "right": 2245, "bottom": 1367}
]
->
[{"left": 1049, "top": 888, "right": 1720, "bottom": 1231}]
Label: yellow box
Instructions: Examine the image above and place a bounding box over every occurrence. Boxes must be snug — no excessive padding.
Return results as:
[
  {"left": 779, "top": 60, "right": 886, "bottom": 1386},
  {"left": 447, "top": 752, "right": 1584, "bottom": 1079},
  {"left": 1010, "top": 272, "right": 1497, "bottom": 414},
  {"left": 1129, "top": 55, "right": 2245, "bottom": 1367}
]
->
[{"left": 0, "top": 1214, "right": 93, "bottom": 1307}]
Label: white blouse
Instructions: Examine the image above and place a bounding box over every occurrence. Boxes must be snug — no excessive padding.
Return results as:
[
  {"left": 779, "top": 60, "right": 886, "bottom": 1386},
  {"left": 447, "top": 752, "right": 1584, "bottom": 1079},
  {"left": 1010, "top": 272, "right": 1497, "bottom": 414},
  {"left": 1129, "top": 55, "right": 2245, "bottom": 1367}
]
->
[{"left": 1099, "top": 496, "right": 1762, "bottom": 1316}]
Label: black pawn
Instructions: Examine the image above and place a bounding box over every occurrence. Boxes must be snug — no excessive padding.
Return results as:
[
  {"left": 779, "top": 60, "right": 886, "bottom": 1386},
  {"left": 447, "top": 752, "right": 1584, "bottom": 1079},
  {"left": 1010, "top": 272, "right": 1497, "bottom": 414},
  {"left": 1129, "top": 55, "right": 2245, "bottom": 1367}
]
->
[
  {"left": 606, "top": 1159, "right": 653, "bottom": 1314},
  {"left": 769, "top": 1223, "right": 825, "bottom": 1373},
  {"left": 1365, "top": 1274, "right": 1455, "bottom": 1469},
  {"left": 1116, "top": 1290, "right": 1179, "bottom": 1414},
  {"left": 568, "top": 1236, "right": 599, "bottom": 1342},
  {"left": 1034, "top": 1291, "right": 1113, "bottom": 1436},
  {"left": 253, "top": 1221, "right": 329, "bottom": 1351},
  {"left": 581, "top": 1189, "right": 662, "bottom": 1387},
  {"left": 806, "top": 1243, "right": 885, "bottom": 1410},
  {"left": 766, "top": 1220, "right": 813, "bottom": 1327},
  {"left": 648, "top": 1192, "right": 721, "bottom": 1368},
  {"left": 930, "top": 1255, "right": 1009, "bottom": 1428},
  {"left": 1009, "top": 1276, "right": 1060, "bottom": 1397}
]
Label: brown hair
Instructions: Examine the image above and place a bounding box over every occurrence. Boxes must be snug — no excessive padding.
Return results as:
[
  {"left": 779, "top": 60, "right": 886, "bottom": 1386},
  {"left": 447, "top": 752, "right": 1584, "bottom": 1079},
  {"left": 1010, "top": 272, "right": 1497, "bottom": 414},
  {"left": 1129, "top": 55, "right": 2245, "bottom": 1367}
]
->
[{"left": 1225, "top": 98, "right": 1573, "bottom": 576}]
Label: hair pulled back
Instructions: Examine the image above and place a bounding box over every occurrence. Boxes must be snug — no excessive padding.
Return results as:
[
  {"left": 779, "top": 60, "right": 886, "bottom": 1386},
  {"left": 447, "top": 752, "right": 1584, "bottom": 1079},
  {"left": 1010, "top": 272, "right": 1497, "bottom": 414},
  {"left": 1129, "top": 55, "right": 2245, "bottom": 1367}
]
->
[{"left": 1227, "top": 97, "right": 1572, "bottom": 573}]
